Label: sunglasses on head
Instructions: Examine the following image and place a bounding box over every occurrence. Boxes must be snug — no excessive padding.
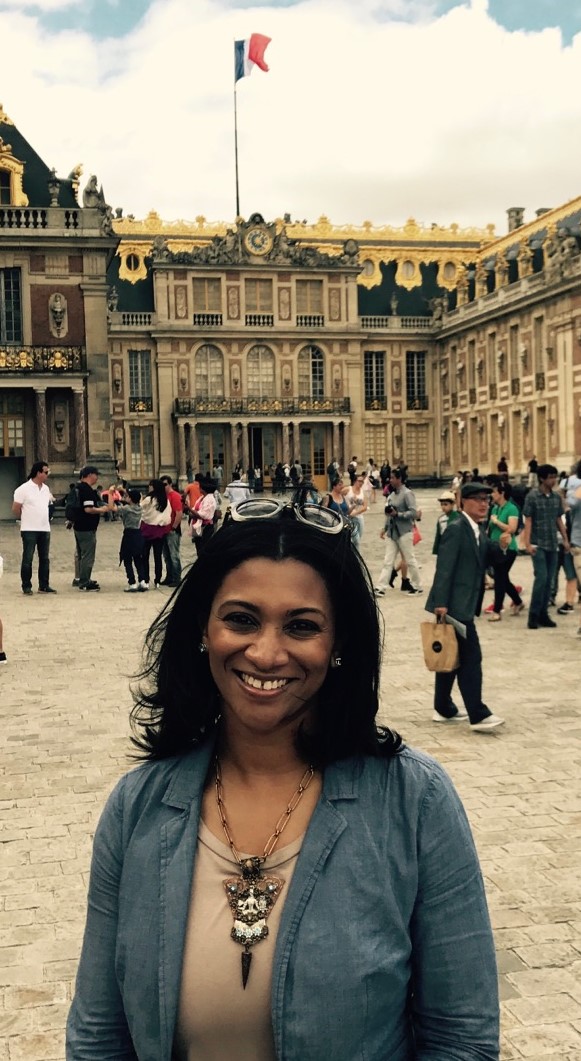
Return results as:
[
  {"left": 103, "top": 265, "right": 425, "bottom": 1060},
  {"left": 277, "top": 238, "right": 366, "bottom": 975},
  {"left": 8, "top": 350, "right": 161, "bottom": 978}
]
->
[{"left": 225, "top": 498, "right": 347, "bottom": 534}]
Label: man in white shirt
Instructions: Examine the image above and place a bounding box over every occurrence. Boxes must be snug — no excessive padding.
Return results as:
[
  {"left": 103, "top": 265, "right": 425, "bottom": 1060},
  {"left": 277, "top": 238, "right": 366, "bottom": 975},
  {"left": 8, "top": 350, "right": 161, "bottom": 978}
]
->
[{"left": 12, "top": 461, "right": 56, "bottom": 595}]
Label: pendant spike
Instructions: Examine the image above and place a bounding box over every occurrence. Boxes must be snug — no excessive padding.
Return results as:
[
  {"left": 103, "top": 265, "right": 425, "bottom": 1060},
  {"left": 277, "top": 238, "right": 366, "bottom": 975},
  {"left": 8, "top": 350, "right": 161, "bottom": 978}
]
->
[{"left": 241, "top": 948, "right": 252, "bottom": 989}]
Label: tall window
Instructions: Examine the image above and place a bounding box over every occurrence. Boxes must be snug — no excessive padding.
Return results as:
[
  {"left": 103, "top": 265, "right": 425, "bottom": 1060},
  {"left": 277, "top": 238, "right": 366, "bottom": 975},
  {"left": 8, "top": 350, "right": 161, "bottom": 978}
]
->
[
  {"left": 487, "top": 331, "right": 496, "bottom": 383},
  {"left": 364, "top": 351, "right": 385, "bottom": 408},
  {"left": 128, "top": 349, "right": 152, "bottom": 410},
  {"left": 298, "top": 345, "right": 324, "bottom": 398},
  {"left": 0, "top": 171, "right": 11, "bottom": 205},
  {"left": 130, "top": 425, "right": 154, "bottom": 479},
  {"left": 0, "top": 268, "right": 22, "bottom": 343},
  {"left": 244, "top": 279, "right": 273, "bottom": 313},
  {"left": 195, "top": 343, "right": 224, "bottom": 397},
  {"left": 192, "top": 278, "right": 222, "bottom": 312},
  {"left": 509, "top": 324, "right": 519, "bottom": 378},
  {"left": 247, "top": 344, "right": 275, "bottom": 397},
  {"left": 467, "top": 339, "right": 476, "bottom": 389},
  {"left": 296, "top": 280, "right": 323, "bottom": 315},
  {"left": 406, "top": 351, "right": 426, "bottom": 407},
  {"left": 533, "top": 316, "right": 544, "bottom": 373}
]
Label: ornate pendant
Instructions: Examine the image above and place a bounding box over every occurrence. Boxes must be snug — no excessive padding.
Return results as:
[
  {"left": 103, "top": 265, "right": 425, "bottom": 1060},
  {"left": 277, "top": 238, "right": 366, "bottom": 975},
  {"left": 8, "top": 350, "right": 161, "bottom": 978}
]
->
[{"left": 223, "top": 857, "right": 284, "bottom": 988}]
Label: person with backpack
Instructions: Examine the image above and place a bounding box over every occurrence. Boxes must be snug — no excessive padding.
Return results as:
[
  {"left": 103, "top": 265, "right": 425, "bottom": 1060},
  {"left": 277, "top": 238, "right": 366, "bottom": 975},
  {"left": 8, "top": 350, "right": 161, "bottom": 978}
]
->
[{"left": 71, "top": 467, "right": 116, "bottom": 591}]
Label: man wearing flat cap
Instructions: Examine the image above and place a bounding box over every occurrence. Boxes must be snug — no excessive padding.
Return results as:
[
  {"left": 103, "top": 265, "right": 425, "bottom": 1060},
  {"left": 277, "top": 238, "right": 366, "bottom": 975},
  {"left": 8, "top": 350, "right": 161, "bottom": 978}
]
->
[{"left": 425, "top": 481, "right": 509, "bottom": 732}]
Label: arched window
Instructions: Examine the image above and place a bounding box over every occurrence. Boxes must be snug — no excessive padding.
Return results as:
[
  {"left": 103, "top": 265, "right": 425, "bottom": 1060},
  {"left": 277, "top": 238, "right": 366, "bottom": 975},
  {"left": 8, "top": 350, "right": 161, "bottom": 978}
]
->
[
  {"left": 0, "top": 170, "right": 11, "bottom": 206},
  {"left": 298, "top": 345, "right": 324, "bottom": 399},
  {"left": 195, "top": 344, "right": 224, "bottom": 397},
  {"left": 247, "top": 344, "right": 275, "bottom": 397}
]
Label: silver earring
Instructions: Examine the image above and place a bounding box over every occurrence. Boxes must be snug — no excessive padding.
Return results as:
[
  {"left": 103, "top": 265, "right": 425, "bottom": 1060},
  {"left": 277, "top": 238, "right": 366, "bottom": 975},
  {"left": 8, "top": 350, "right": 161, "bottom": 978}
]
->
[
  {"left": 331, "top": 656, "right": 342, "bottom": 668},
  {"left": 198, "top": 642, "right": 208, "bottom": 654}
]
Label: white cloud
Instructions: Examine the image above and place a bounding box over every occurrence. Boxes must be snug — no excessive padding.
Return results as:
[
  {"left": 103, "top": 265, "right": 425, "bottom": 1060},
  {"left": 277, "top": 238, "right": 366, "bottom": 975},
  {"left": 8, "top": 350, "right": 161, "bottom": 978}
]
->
[{"left": 1, "top": 0, "right": 581, "bottom": 234}]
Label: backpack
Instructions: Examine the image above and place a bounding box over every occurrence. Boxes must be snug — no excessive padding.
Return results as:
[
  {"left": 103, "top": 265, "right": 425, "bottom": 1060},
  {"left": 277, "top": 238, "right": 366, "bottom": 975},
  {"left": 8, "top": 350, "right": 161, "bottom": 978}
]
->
[{"left": 64, "top": 484, "right": 83, "bottom": 523}]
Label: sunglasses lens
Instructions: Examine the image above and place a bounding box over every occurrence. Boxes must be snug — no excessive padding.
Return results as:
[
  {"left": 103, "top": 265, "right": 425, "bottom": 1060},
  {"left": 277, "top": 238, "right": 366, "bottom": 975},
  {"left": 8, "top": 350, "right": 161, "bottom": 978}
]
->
[
  {"left": 298, "top": 504, "right": 344, "bottom": 532},
  {"left": 232, "top": 499, "right": 283, "bottom": 520}
]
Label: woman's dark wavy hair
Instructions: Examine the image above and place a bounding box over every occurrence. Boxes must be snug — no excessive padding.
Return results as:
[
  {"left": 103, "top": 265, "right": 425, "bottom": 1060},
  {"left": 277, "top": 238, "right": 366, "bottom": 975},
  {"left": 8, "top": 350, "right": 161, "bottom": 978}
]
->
[
  {"left": 147, "top": 478, "right": 169, "bottom": 512},
  {"left": 131, "top": 515, "right": 402, "bottom": 765}
]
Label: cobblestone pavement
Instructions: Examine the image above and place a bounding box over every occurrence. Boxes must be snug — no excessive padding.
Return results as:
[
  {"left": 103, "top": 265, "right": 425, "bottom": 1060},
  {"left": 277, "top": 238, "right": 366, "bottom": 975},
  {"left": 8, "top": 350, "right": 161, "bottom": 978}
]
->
[{"left": 1, "top": 491, "right": 580, "bottom": 1060}]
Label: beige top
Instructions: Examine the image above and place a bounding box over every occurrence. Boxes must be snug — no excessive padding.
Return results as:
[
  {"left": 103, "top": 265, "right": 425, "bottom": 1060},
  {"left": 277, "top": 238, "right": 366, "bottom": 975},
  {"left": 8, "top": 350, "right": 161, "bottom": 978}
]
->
[{"left": 173, "top": 821, "right": 302, "bottom": 1061}]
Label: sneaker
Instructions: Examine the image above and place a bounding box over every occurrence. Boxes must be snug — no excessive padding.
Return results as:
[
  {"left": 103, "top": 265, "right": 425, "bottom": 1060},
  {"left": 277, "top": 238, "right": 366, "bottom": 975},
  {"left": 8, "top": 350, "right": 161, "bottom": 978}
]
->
[
  {"left": 139, "top": 581, "right": 149, "bottom": 592},
  {"left": 432, "top": 708, "right": 468, "bottom": 722},
  {"left": 79, "top": 582, "right": 100, "bottom": 592},
  {"left": 471, "top": 714, "right": 505, "bottom": 732},
  {"left": 124, "top": 584, "right": 139, "bottom": 592},
  {"left": 374, "top": 587, "right": 385, "bottom": 596},
  {"left": 400, "top": 579, "right": 412, "bottom": 592},
  {"left": 514, "top": 585, "right": 523, "bottom": 594},
  {"left": 22, "top": 587, "right": 33, "bottom": 595},
  {"left": 0, "top": 652, "right": 7, "bottom": 664},
  {"left": 71, "top": 578, "right": 80, "bottom": 587},
  {"left": 484, "top": 602, "right": 503, "bottom": 614},
  {"left": 407, "top": 586, "right": 423, "bottom": 595},
  {"left": 509, "top": 602, "right": 525, "bottom": 616},
  {"left": 557, "top": 603, "right": 574, "bottom": 615},
  {"left": 538, "top": 615, "right": 557, "bottom": 628},
  {"left": 38, "top": 587, "right": 57, "bottom": 594}
]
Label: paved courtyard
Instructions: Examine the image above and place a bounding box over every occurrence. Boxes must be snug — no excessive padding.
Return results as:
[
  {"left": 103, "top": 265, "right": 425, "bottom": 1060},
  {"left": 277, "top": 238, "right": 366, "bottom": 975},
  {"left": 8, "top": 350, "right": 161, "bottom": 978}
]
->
[{"left": 0, "top": 490, "right": 580, "bottom": 1060}]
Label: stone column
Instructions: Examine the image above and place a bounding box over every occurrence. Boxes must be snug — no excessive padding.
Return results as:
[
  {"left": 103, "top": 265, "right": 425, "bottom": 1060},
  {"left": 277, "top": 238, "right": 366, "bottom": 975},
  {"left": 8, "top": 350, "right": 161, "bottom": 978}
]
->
[
  {"left": 332, "top": 422, "right": 341, "bottom": 465},
  {"left": 282, "top": 422, "right": 290, "bottom": 464},
  {"left": 189, "top": 422, "right": 199, "bottom": 471},
  {"left": 241, "top": 423, "right": 250, "bottom": 473},
  {"left": 343, "top": 420, "right": 351, "bottom": 467},
  {"left": 230, "top": 422, "right": 239, "bottom": 472},
  {"left": 73, "top": 389, "right": 87, "bottom": 470},
  {"left": 293, "top": 420, "right": 301, "bottom": 462},
  {"left": 34, "top": 389, "right": 48, "bottom": 460},
  {"left": 177, "top": 422, "right": 187, "bottom": 483}
]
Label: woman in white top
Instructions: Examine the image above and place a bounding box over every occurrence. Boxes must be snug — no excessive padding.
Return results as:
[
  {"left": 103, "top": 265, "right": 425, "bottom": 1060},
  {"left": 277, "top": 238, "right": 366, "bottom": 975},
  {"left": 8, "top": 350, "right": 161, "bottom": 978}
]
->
[{"left": 139, "top": 479, "right": 171, "bottom": 589}]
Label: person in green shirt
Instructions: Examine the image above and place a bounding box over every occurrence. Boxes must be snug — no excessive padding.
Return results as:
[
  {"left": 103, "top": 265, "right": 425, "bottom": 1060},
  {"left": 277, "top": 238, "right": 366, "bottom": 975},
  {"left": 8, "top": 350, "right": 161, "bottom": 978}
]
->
[{"left": 487, "top": 481, "right": 524, "bottom": 620}]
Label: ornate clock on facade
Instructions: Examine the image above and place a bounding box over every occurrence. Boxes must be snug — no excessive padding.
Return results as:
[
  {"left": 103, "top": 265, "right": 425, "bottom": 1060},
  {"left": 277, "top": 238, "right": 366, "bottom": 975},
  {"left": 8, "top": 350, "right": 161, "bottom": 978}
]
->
[{"left": 244, "top": 226, "right": 273, "bottom": 256}]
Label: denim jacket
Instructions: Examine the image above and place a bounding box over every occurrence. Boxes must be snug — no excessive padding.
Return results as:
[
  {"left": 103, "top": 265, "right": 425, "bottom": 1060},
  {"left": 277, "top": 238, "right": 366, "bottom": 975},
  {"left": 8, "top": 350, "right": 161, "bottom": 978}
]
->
[{"left": 66, "top": 742, "right": 499, "bottom": 1061}]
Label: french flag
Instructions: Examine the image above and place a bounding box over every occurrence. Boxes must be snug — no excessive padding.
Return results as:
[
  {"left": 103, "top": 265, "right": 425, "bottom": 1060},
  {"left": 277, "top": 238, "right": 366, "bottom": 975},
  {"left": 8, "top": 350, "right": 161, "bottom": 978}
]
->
[{"left": 234, "top": 33, "right": 272, "bottom": 82}]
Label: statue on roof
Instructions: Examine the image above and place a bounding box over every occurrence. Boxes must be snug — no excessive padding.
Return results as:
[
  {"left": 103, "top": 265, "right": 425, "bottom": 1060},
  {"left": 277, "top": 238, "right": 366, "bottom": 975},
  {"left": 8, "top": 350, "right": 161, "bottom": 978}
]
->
[{"left": 82, "top": 175, "right": 100, "bottom": 208}]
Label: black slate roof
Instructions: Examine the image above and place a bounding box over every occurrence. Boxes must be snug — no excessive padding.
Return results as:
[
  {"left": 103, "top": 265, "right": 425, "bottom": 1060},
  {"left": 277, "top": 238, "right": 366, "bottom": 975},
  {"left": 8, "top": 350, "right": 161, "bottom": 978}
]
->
[{"left": 0, "top": 115, "right": 78, "bottom": 208}]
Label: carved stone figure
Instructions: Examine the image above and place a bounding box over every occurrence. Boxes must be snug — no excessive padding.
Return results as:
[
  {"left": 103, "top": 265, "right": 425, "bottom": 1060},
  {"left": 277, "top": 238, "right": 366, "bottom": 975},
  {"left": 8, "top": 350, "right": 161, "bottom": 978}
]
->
[
  {"left": 107, "top": 286, "right": 119, "bottom": 312},
  {"left": 49, "top": 293, "right": 67, "bottom": 338},
  {"left": 429, "top": 295, "right": 448, "bottom": 323},
  {"left": 227, "top": 287, "right": 240, "bottom": 319},
  {"left": 279, "top": 288, "right": 290, "bottom": 320},
  {"left": 495, "top": 255, "right": 509, "bottom": 286},
  {"left": 82, "top": 175, "right": 100, "bottom": 208}
]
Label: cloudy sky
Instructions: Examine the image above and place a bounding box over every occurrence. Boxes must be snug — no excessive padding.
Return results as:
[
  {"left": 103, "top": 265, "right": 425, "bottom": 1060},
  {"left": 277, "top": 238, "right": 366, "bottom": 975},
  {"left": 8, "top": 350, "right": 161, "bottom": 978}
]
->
[{"left": 1, "top": 0, "right": 581, "bottom": 235}]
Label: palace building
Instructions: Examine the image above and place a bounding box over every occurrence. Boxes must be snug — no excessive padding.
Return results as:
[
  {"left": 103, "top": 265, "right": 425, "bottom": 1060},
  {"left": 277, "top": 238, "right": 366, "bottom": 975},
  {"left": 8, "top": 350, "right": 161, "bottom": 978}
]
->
[{"left": 1, "top": 104, "right": 580, "bottom": 513}]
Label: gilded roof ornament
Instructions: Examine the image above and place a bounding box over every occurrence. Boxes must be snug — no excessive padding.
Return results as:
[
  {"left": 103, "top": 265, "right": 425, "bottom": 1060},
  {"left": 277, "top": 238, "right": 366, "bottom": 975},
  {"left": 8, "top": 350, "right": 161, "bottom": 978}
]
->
[{"left": 0, "top": 103, "right": 14, "bottom": 126}]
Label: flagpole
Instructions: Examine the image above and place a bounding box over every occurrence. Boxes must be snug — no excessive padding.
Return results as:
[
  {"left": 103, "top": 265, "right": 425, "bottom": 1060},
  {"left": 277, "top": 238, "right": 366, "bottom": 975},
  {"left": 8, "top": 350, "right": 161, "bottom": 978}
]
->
[{"left": 234, "top": 79, "right": 240, "bottom": 218}]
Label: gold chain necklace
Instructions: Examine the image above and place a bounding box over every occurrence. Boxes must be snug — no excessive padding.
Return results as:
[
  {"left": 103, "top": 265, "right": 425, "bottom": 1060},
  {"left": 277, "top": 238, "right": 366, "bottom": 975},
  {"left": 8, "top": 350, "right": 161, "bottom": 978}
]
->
[{"left": 214, "top": 757, "right": 315, "bottom": 989}]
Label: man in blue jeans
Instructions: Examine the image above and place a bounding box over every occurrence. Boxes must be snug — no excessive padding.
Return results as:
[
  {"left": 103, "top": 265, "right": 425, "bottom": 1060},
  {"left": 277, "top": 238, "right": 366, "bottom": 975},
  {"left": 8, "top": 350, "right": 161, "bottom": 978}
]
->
[
  {"left": 522, "top": 463, "right": 570, "bottom": 629},
  {"left": 12, "top": 460, "right": 56, "bottom": 595}
]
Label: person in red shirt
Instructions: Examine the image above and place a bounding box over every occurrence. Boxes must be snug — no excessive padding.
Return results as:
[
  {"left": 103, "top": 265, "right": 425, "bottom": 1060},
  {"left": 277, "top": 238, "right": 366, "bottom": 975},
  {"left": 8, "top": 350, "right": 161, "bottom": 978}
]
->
[{"left": 160, "top": 476, "right": 184, "bottom": 586}]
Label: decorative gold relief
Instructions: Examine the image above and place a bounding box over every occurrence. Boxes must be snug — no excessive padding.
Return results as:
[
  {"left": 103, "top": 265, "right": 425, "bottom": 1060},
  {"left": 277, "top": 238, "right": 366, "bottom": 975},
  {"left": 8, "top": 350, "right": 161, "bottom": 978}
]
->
[
  {"left": 0, "top": 104, "right": 14, "bottom": 125},
  {"left": 0, "top": 137, "right": 28, "bottom": 206},
  {"left": 117, "top": 243, "right": 148, "bottom": 283}
]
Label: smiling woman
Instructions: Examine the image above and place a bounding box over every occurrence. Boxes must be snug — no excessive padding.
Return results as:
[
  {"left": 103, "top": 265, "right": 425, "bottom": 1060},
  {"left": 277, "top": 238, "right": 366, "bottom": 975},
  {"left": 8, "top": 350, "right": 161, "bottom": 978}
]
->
[{"left": 67, "top": 509, "right": 500, "bottom": 1061}]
